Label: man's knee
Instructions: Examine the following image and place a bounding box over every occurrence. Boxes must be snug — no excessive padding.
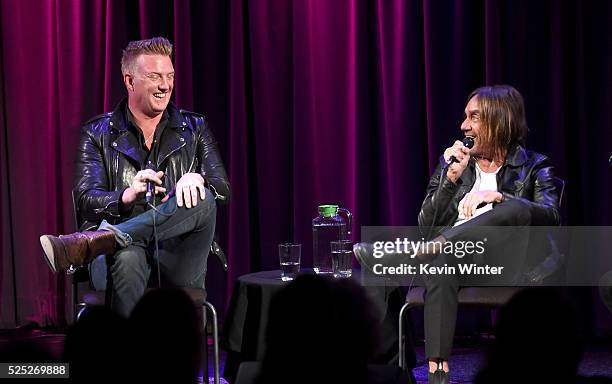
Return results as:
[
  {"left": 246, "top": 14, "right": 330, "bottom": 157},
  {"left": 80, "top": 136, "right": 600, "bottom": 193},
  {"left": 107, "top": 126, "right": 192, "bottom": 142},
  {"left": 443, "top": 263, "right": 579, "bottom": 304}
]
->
[
  {"left": 183, "top": 187, "right": 216, "bottom": 214},
  {"left": 496, "top": 198, "right": 532, "bottom": 225},
  {"left": 424, "top": 272, "right": 459, "bottom": 291},
  {"left": 192, "top": 188, "right": 217, "bottom": 228}
]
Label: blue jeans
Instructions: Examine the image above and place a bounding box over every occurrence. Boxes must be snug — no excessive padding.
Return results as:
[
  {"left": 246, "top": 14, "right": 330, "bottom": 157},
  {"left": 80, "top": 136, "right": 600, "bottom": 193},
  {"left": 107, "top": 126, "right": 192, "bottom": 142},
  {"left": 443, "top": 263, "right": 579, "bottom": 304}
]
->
[{"left": 95, "top": 189, "right": 216, "bottom": 317}]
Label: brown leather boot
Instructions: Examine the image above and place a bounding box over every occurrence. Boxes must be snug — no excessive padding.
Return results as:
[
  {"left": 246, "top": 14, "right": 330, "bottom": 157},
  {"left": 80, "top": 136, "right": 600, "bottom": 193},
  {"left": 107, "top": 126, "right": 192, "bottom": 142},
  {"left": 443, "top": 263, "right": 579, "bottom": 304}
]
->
[{"left": 39, "top": 231, "right": 117, "bottom": 273}]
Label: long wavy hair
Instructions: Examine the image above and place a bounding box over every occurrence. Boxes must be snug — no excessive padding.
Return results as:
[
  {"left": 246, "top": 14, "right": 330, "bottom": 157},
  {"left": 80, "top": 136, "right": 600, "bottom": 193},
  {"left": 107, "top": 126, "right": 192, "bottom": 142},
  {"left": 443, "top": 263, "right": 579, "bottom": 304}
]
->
[{"left": 468, "top": 85, "right": 528, "bottom": 162}]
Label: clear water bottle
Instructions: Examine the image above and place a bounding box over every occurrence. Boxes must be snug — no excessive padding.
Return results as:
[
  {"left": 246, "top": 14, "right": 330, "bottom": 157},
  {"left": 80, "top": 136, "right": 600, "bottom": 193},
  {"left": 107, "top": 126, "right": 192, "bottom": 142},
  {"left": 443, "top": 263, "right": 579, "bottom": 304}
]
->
[{"left": 312, "top": 205, "right": 352, "bottom": 274}]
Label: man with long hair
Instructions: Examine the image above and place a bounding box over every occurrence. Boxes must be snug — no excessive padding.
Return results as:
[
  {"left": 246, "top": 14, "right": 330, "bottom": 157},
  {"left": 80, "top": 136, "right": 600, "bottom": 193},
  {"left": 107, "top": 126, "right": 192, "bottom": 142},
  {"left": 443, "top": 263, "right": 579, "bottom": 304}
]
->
[
  {"left": 356, "top": 85, "right": 560, "bottom": 383},
  {"left": 39, "top": 37, "right": 230, "bottom": 317}
]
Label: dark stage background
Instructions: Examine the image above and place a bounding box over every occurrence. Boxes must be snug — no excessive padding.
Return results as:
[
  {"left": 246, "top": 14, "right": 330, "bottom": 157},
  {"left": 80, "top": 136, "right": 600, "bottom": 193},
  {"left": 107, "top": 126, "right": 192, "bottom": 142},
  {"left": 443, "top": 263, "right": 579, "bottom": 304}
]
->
[{"left": 0, "top": 0, "right": 610, "bottom": 330}]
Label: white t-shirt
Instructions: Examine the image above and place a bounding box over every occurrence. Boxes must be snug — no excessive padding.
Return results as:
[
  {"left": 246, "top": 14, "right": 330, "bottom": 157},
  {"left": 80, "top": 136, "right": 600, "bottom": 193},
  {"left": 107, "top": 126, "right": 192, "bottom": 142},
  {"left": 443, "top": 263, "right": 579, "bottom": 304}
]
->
[{"left": 453, "top": 162, "right": 501, "bottom": 227}]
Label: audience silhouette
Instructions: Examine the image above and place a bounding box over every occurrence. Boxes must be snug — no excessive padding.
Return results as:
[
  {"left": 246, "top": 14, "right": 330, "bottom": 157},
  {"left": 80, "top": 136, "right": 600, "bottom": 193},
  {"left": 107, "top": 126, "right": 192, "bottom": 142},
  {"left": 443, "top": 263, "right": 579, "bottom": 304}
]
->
[
  {"left": 63, "top": 305, "right": 129, "bottom": 383},
  {"left": 475, "top": 288, "right": 596, "bottom": 384},
  {"left": 129, "top": 286, "right": 203, "bottom": 383},
  {"left": 62, "top": 286, "right": 202, "bottom": 383},
  {"left": 5, "top": 281, "right": 611, "bottom": 383},
  {"left": 256, "top": 274, "right": 409, "bottom": 384}
]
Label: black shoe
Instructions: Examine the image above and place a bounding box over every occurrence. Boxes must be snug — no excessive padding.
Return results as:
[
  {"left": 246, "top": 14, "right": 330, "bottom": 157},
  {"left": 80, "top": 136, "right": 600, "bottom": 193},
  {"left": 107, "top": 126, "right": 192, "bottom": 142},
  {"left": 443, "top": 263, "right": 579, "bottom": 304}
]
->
[{"left": 428, "top": 369, "right": 449, "bottom": 384}]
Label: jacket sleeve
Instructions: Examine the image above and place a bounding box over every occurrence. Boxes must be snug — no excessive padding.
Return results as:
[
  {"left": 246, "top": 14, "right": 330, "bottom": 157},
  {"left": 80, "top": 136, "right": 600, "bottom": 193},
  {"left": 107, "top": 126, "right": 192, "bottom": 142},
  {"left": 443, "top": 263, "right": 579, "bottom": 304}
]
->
[
  {"left": 74, "top": 125, "right": 124, "bottom": 223},
  {"left": 500, "top": 157, "right": 561, "bottom": 225},
  {"left": 196, "top": 117, "right": 231, "bottom": 204},
  {"left": 418, "top": 162, "right": 462, "bottom": 235}
]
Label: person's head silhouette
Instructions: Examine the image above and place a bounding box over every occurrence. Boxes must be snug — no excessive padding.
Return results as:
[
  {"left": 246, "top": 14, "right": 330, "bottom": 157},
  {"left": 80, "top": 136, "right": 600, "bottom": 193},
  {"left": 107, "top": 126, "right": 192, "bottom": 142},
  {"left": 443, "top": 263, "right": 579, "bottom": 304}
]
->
[
  {"left": 258, "top": 274, "right": 380, "bottom": 384},
  {"left": 476, "top": 288, "right": 582, "bottom": 384}
]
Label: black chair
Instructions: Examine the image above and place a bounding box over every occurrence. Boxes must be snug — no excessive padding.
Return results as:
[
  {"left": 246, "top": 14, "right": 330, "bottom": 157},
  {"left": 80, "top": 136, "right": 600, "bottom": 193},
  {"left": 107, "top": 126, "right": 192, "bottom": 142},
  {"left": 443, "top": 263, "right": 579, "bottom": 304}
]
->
[
  {"left": 68, "top": 189, "right": 225, "bottom": 384},
  {"left": 398, "top": 177, "right": 566, "bottom": 370}
]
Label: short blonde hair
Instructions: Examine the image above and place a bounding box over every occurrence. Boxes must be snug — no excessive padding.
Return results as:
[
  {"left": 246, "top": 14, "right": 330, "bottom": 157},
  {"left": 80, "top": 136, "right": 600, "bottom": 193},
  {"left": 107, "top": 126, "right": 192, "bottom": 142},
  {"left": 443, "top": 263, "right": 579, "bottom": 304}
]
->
[{"left": 121, "top": 37, "right": 173, "bottom": 75}]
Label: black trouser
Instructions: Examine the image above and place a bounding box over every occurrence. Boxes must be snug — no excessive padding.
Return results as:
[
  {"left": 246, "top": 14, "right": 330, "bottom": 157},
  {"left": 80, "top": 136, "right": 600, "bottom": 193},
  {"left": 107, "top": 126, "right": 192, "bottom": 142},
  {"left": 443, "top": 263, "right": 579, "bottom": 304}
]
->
[{"left": 423, "top": 199, "right": 532, "bottom": 358}]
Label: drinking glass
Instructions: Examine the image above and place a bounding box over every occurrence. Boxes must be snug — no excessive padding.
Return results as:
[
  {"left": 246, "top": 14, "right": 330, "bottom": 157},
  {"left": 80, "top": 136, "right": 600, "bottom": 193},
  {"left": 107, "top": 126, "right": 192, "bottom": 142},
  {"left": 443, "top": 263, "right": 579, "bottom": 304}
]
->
[
  {"left": 279, "top": 243, "right": 301, "bottom": 281},
  {"left": 331, "top": 240, "right": 353, "bottom": 278}
]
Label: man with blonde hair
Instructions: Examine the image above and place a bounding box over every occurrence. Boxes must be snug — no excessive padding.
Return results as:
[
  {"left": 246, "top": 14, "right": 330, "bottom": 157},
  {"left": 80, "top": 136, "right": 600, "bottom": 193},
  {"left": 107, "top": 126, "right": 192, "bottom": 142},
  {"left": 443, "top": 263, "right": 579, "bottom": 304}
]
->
[{"left": 40, "top": 37, "right": 230, "bottom": 317}]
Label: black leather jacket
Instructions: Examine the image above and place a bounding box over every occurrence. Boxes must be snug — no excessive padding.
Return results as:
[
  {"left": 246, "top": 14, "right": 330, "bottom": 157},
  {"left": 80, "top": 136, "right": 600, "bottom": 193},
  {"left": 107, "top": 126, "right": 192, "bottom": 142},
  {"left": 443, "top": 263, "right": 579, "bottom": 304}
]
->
[
  {"left": 418, "top": 144, "right": 560, "bottom": 237},
  {"left": 74, "top": 98, "right": 230, "bottom": 230}
]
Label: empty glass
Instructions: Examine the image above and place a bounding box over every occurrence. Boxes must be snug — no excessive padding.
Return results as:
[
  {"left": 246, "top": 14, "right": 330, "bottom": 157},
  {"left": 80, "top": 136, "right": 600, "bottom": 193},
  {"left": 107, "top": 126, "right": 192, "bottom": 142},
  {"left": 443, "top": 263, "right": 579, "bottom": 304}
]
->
[{"left": 278, "top": 243, "right": 301, "bottom": 281}]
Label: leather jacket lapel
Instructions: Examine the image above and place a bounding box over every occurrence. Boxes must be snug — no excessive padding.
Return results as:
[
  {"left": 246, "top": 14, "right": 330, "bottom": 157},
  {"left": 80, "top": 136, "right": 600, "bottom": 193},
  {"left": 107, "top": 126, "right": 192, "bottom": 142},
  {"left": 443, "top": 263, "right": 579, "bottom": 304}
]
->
[
  {"left": 112, "top": 131, "right": 143, "bottom": 167},
  {"left": 157, "top": 129, "right": 188, "bottom": 169},
  {"left": 108, "top": 100, "right": 143, "bottom": 167},
  {"left": 157, "top": 104, "right": 193, "bottom": 169}
]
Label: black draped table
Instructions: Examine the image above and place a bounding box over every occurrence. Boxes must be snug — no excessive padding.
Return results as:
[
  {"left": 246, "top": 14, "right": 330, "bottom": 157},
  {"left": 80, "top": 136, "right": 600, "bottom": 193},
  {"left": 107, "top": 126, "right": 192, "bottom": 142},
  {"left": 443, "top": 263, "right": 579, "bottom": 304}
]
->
[{"left": 221, "top": 269, "right": 415, "bottom": 382}]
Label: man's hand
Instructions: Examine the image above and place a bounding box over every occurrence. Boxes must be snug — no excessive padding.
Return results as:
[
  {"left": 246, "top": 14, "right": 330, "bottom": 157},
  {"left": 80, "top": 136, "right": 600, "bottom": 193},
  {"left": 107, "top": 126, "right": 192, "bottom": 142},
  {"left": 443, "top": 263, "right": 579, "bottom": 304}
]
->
[
  {"left": 444, "top": 140, "right": 471, "bottom": 183},
  {"left": 458, "top": 190, "right": 503, "bottom": 219},
  {"left": 175, "top": 173, "right": 206, "bottom": 208},
  {"left": 122, "top": 170, "right": 166, "bottom": 206}
]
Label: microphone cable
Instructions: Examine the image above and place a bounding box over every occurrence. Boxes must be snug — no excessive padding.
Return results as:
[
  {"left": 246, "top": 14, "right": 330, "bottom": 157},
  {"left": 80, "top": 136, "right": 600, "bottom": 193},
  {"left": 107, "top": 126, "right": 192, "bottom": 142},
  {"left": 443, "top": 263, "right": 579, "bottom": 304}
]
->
[
  {"left": 149, "top": 196, "right": 162, "bottom": 288},
  {"left": 402, "top": 155, "right": 457, "bottom": 343},
  {"left": 147, "top": 193, "right": 174, "bottom": 288},
  {"left": 405, "top": 163, "right": 449, "bottom": 309},
  {"left": 415, "top": 137, "right": 476, "bottom": 296},
  {"left": 425, "top": 163, "right": 449, "bottom": 242}
]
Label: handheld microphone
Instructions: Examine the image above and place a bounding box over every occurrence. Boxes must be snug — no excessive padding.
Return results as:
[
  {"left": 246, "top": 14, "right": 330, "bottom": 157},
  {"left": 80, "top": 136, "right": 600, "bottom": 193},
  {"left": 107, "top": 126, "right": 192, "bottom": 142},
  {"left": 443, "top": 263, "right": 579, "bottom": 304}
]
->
[
  {"left": 145, "top": 162, "right": 156, "bottom": 204},
  {"left": 447, "top": 136, "right": 475, "bottom": 165}
]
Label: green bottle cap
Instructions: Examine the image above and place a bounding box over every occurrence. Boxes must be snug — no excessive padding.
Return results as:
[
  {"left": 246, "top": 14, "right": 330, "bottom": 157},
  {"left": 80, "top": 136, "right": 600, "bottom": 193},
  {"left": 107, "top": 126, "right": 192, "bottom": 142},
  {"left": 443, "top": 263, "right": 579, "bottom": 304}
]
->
[{"left": 318, "top": 205, "right": 338, "bottom": 218}]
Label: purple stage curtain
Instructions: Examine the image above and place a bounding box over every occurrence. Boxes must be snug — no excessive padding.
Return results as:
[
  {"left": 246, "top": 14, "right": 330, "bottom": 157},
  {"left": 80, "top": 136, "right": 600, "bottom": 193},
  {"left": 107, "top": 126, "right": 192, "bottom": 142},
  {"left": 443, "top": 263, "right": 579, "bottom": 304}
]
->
[{"left": 0, "top": 0, "right": 610, "bottom": 328}]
